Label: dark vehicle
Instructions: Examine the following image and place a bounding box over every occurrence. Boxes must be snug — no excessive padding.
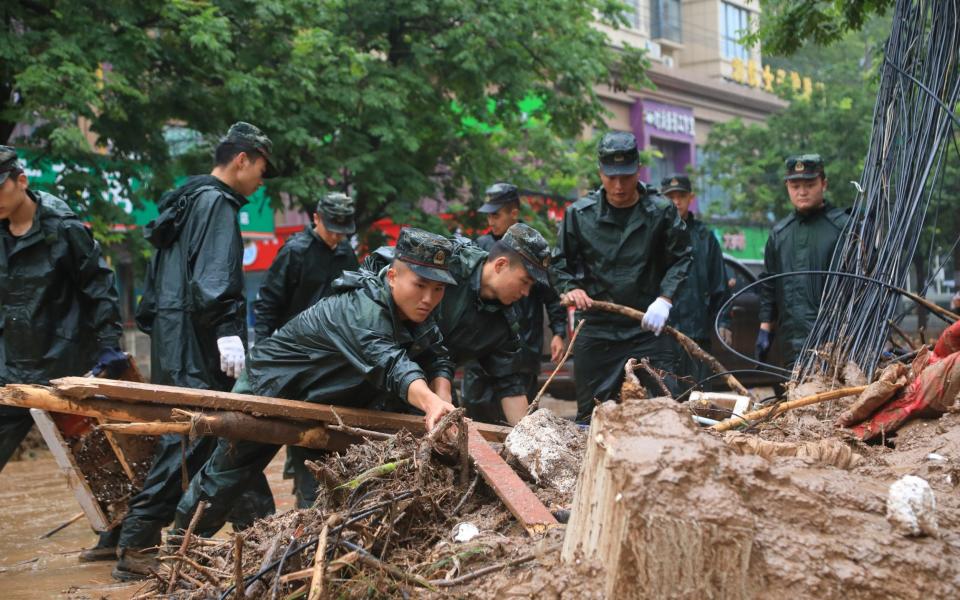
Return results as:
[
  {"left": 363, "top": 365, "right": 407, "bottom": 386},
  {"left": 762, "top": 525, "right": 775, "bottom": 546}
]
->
[{"left": 537, "top": 255, "right": 781, "bottom": 400}]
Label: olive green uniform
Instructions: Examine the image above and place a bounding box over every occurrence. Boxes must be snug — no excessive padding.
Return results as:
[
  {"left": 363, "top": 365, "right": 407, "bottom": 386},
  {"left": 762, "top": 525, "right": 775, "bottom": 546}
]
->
[
  {"left": 759, "top": 201, "right": 849, "bottom": 366},
  {"left": 552, "top": 185, "right": 691, "bottom": 421}
]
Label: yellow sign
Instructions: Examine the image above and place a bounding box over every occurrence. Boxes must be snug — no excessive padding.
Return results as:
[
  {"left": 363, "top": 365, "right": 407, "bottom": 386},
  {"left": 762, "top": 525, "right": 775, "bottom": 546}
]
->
[{"left": 730, "top": 59, "right": 819, "bottom": 99}]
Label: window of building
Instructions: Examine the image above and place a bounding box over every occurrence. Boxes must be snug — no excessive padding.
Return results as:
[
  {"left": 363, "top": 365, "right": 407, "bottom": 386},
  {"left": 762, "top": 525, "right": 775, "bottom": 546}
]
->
[
  {"left": 650, "top": 0, "right": 682, "bottom": 43},
  {"left": 721, "top": 2, "right": 751, "bottom": 61},
  {"left": 622, "top": 0, "right": 641, "bottom": 30}
]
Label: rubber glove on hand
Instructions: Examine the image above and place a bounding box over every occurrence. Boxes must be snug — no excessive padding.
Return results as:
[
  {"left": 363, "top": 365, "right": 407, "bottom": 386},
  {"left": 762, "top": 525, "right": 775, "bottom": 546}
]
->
[
  {"left": 217, "top": 336, "right": 246, "bottom": 379},
  {"left": 92, "top": 348, "right": 130, "bottom": 379},
  {"left": 755, "top": 329, "right": 773, "bottom": 361},
  {"left": 641, "top": 298, "right": 672, "bottom": 336}
]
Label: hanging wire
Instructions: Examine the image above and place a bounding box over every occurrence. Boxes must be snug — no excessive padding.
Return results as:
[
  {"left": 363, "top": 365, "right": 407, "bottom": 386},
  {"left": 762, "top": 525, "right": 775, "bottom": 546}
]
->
[{"left": 796, "top": 0, "right": 960, "bottom": 382}]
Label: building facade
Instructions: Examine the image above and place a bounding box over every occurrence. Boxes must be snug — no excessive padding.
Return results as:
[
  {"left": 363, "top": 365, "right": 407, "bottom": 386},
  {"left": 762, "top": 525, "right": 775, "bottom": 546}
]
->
[{"left": 595, "top": 0, "right": 786, "bottom": 218}]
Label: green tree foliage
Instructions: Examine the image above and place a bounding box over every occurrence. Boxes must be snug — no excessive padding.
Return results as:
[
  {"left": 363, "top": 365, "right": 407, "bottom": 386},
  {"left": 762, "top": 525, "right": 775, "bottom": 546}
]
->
[
  {"left": 746, "top": 0, "right": 894, "bottom": 56},
  {"left": 2, "top": 0, "right": 649, "bottom": 247},
  {"left": 701, "top": 16, "right": 890, "bottom": 222}
]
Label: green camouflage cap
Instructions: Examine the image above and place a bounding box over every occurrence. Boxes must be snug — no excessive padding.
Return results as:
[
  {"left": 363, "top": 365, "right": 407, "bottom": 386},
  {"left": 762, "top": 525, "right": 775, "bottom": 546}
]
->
[
  {"left": 395, "top": 227, "right": 458, "bottom": 285},
  {"left": 500, "top": 223, "right": 551, "bottom": 286},
  {"left": 478, "top": 182, "right": 520, "bottom": 214},
  {"left": 598, "top": 131, "right": 640, "bottom": 176},
  {"left": 784, "top": 154, "right": 825, "bottom": 181},
  {"left": 221, "top": 122, "right": 280, "bottom": 179},
  {"left": 317, "top": 192, "right": 356, "bottom": 235},
  {"left": 0, "top": 146, "right": 21, "bottom": 185},
  {"left": 660, "top": 173, "right": 692, "bottom": 194}
]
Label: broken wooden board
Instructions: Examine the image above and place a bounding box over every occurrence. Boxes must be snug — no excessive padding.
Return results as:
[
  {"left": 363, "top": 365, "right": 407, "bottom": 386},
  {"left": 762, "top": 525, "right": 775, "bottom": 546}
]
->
[
  {"left": 50, "top": 377, "right": 512, "bottom": 442},
  {"left": 467, "top": 422, "right": 558, "bottom": 536},
  {"left": 0, "top": 385, "right": 360, "bottom": 452},
  {"left": 30, "top": 409, "right": 110, "bottom": 531}
]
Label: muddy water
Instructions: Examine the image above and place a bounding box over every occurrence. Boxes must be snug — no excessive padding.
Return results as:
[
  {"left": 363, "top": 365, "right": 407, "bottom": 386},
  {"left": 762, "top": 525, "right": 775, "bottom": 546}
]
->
[{"left": 0, "top": 449, "right": 295, "bottom": 599}]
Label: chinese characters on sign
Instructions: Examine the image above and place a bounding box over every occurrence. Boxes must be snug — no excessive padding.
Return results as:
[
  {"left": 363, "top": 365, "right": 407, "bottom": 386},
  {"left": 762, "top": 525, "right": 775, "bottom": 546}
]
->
[
  {"left": 729, "top": 58, "right": 822, "bottom": 99},
  {"left": 644, "top": 109, "right": 695, "bottom": 137}
]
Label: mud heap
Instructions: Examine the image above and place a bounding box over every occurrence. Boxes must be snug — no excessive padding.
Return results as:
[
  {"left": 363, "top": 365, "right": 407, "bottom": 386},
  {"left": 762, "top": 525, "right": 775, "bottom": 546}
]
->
[{"left": 558, "top": 396, "right": 960, "bottom": 600}]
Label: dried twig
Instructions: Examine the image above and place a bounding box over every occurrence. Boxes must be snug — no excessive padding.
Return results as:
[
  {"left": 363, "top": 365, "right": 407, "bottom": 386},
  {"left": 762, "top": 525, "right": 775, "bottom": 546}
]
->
[
  {"left": 711, "top": 386, "right": 867, "bottom": 432},
  {"left": 245, "top": 532, "right": 283, "bottom": 597},
  {"left": 416, "top": 407, "right": 465, "bottom": 488},
  {"left": 329, "top": 407, "right": 393, "bottom": 440},
  {"left": 635, "top": 358, "right": 672, "bottom": 397},
  {"left": 39, "top": 511, "right": 84, "bottom": 539},
  {"left": 338, "top": 540, "right": 436, "bottom": 591},
  {"left": 571, "top": 300, "right": 751, "bottom": 398},
  {"left": 452, "top": 472, "right": 480, "bottom": 516},
  {"left": 457, "top": 411, "right": 470, "bottom": 487},
  {"left": 234, "top": 533, "right": 245, "bottom": 600},
  {"left": 307, "top": 515, "right": 339, "bottom": 600},
  {"left": 167, "top": 500, "right": 208, "bottom": 592},
  {"left": 527, "top": 319, "right": 585, "bottom": 415},
  {"left": 429, "top": 551, "right": 538, "bottom": 587},
  {"left": 159, "top": 555, "right": 224, "bottom": 585}
]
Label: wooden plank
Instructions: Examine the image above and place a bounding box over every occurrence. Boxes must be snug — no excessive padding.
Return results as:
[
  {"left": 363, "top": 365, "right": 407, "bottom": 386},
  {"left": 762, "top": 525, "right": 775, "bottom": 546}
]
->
[
  {"left": 50, "top": 377, "right": 512, "bottom": 442},
  {"left": 466, "top": 422, "right": 558, "bottom": 536},
  {"left": 0, "top": 385, "right": 356, "bottom": 452},
  {"left": 30, "top": 409, "right": 110, "bottom": 532}
]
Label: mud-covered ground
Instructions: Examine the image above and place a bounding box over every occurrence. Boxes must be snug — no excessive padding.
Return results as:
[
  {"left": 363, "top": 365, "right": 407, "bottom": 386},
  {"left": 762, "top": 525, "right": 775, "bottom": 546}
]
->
[{"left": 0, "top": 449, "right": 296, "bottom": 599}]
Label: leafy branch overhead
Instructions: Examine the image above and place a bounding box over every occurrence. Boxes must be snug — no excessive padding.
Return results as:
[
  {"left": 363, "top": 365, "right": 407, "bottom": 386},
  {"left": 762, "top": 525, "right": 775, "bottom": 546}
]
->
[{"left": 2, "top": 0, "right": 651, "bottom": 244}]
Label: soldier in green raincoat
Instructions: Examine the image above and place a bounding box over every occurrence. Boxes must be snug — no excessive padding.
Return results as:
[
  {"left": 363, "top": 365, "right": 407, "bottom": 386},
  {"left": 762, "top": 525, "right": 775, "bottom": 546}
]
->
[
  {"left": 113, "top": 123, "right": 280, "bottom": 581},
  {"left": 552, "top": 132, "right": 692, "bottom": 422},
  {"left": 0, "top": 146, "right": 129, "bottom": 562},
  {"left": 172, "top": 228, "right": 457, "bottom": 536},
  {"left": 253, "top": 192, "right": 358, "bottom": 508},
  {"left": 461, "top": 183, "right": 567, "bottom": 423},
  {"left": 660, "top": 174, "right": 731, "bottom": 390},
  {"left": 363, "top": 223, "right": 554, "bottom": 425},
  {"left": 756, "top": 154, "right": 850, "bottom": 368}
]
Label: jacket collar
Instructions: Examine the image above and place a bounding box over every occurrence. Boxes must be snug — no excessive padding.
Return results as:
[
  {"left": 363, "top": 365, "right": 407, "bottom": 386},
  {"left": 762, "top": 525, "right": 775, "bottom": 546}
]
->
[
  {"left": 795, "top": 199, "right": 831, "bottom": 223},
  {"left": 307, "top": 226, "right": 352, "bottom": 257},
  {"left": 597, "top": 184, "right": 654, "bottom": 239},
  {"left": 0, "top": 190, "right": 61, "bottom": 258}
]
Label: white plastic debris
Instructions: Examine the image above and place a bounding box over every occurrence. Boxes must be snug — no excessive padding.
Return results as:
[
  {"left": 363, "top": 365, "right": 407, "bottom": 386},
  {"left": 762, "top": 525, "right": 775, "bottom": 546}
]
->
[
  {"left": 927, "top": 453, "right": 947, "bottom": 462},
  {"left": 886, "top": 475, "right": 938, "bottom": 537},
  {"left": 452, "top": 522, "right": 479, "bottom": 543}
]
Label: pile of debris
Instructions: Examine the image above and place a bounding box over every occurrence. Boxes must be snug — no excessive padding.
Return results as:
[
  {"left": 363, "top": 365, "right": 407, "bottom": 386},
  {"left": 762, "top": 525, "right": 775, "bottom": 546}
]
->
[{"left": 133, "top": 410, "right": 583, "bottom": 599}]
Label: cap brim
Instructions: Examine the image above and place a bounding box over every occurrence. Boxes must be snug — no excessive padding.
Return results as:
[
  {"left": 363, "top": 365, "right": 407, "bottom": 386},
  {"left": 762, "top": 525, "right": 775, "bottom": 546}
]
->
[
  {"left": 600, "top": 162, "right": 639, "bottom": 176},
  {"left": 783, "top": 172, "right": 821, "bottom": 181},
  {"left": 263, "top": 156, "right": 280, "bottom": 179},
  {"left": 322, "top": 214, "right": 356, "bottom": 235},
  {"left": 661, "top": 186, "right": 689, "bottom": 194},
  {"left": 477, "top": 202, "right": 501, "bottom": 214},
  {"left": 405, "top": 261, "right": 458, "bottom": 285},
  {"left": 521, "top": 261, "right": 550, "bottom": 287}
]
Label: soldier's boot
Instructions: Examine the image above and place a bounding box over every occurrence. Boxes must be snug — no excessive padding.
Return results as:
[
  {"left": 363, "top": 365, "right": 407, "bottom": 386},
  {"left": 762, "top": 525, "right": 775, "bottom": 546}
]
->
[
  {"left": 112, "top": 547, "right": 160, "bottom": 581},
  {"left": 78, "top": 528, "right": 120, "bottom": 562}
]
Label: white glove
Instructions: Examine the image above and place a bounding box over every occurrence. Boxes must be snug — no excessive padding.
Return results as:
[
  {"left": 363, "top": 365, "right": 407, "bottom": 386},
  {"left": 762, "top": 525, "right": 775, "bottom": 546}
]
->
[
  {"left": 641, "top": 298, "right": 672, "bottom": 336},
  {"left": 217, "top": 335, "right": 246, "bottom": 379}
]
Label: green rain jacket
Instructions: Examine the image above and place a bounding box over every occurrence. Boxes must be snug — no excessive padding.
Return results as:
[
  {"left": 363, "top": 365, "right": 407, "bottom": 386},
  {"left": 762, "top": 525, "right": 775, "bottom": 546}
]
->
[
  {"left": 253, "top": 228, "right": 358, "bottom": 343},
  {"left": 475, "top": 230, "right": 566, "bottom": 371},
  {"left": 247, "top": 269, "right": 452, "bottom": 408},
  {"left": 0, "top": 190, "right": 122, "bottom": 385},
  {"left": 668, "top": 215, "right": 729, "bottom": 341},
  {"left": 362, "top": 240, "right": 526, "bottom": 398},
  {"left": 759, "top": 201, "right": 850, "bottom": 362},
  {"left": 135, "top": 175, "right": 249, "bottom": 391},
  {"left": 552, "top": 184, "right": 692, "bottom": 340}
]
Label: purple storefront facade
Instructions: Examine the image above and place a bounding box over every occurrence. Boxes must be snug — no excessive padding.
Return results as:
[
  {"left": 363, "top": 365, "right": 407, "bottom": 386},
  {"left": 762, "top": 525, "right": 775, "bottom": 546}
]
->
[{"left": 630, "top": 99, "right": 699, "bottom": 212}]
